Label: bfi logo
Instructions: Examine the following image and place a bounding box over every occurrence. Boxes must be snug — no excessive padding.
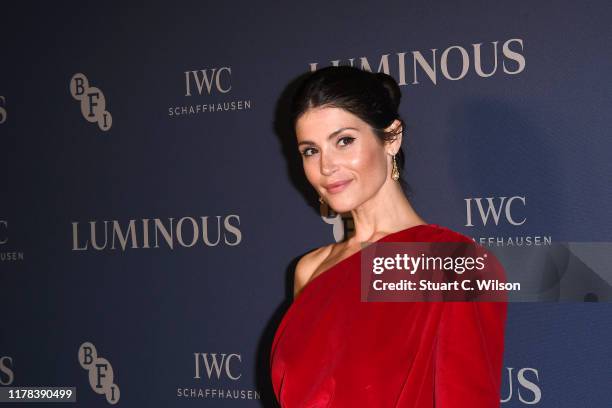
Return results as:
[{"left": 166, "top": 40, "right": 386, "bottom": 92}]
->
[
  {"left": 69, "top": 73, "right": 112, "bottom": 131},
  {"left": 465, "top": 196, "right": 526, "bottom": 227},
  {"left": 193, "top": 352, "right": 242, "bottom": 381},
  {"left": 78, "top": 342, "right": 120, "bottom": 404},
  {"left": 184, "top": 67, "right": 232, "bottom": 96},
  {"left": 319, "top": 202, "right": 353, "bottom": 243}
]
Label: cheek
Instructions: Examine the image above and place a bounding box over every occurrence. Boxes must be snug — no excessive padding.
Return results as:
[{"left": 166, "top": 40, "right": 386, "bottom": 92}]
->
[
  {"left": 302, "top": 159, "right": 319, "bottom": 186},
  {"left": 349, "top": 144, "right": 386, "bottom": 183}
]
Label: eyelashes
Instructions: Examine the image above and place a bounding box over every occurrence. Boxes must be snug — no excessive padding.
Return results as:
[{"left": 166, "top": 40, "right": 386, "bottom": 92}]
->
[
  {"left": 338, "top": 136, "right": 355, "bottom": 147},
  {"left": 300, "top": 136, "right": 356, "bottom": 157}
]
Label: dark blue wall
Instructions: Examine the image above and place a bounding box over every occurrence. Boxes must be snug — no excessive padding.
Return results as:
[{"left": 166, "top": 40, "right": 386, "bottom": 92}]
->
[{"left": 2, "top": 1, "right": 611, "bottom": 406}]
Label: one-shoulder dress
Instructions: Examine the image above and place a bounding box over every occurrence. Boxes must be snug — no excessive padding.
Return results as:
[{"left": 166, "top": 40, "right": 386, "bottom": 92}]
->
[{"left": 270, "top": 223, "right": 508, "bottom": 407}]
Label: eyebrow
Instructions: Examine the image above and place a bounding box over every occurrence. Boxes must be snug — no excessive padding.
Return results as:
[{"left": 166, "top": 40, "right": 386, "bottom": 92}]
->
[{"left": 297, "top": 127, "right": 358, "bottom": 147}]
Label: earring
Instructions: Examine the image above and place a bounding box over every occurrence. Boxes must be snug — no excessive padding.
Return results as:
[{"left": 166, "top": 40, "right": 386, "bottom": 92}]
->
[
  {"left": 318, "top": 196, "right": 325, "bottom": 204},
  {"left": 391, "top": 154, "right": 400, "bottom": 181}
]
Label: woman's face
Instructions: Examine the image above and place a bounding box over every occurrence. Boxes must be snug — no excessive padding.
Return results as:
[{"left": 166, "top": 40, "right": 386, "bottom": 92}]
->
[{"left": 295, "top": 106, "right": 397, "bottom": 213}]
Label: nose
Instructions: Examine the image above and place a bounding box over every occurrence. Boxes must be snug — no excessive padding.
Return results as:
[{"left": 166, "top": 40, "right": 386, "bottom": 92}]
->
[{"left": 319, "top": 150, "right": 338, "bottom": 176}]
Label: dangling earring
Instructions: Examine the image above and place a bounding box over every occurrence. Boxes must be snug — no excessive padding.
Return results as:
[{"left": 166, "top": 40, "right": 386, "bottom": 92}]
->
[
  {"left": 391, "top": 154, "right": 400, "bottom": 181},
  {"left": 319, "top": 196, "right": 325, "bottom": 204}
]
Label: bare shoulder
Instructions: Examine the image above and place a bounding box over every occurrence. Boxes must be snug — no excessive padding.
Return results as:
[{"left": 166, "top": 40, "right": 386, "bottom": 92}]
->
[{"left": 293, "top": 243, "right": 334, "bottom": 299}]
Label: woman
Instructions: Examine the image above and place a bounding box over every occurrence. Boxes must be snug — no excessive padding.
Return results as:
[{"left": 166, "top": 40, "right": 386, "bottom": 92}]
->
[{"left": 270, "top": 66, "right": 507, "bottom": 407}]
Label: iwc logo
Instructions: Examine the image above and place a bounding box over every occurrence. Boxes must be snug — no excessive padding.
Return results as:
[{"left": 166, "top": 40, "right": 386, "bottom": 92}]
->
[
  {"left": 464, "top": 195, "right": 552, "bottom": 246},
  {"left": 69, "top": 73, "right": 112, "bottom": 131},
  {"left": 78, "top": 342, "right": 120, "bottom": 404},
  {"left": 168, "top": 66, "right": 253, "bottom": 118}
]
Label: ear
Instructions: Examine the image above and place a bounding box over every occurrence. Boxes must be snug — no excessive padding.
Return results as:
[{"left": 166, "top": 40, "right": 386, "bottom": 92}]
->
[{"left": 384, "top": 119, "right": 403, "bottom": 155}]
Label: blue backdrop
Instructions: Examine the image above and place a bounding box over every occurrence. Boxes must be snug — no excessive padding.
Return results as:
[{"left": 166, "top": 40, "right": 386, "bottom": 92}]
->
[{"left": 2, "top": 1, "right": 611, "bottom": 406}]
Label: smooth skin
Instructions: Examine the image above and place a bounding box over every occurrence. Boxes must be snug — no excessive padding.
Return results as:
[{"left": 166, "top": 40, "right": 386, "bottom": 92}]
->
[{"left": 293, "top": 106, "right": 427, "bottom": 299}]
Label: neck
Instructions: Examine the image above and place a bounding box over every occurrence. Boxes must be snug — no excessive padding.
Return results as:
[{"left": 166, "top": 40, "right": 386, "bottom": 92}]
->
[{"left": 345, "top": 180, "right": 427, "bottom": 243}]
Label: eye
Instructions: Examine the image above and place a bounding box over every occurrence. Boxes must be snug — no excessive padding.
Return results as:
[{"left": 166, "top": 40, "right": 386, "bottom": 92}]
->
[
  {"left": 338, "top": 136, "right": 355, "bottom": 147},
  {"left": 300, "top": 136, "right": 354, "bottom": 157},
  {"left": 301, "top": 147, "right": 317, "bottom": 157}
]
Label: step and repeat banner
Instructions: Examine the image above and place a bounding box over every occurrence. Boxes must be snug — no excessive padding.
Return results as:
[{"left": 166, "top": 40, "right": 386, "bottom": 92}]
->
[{"left": 2, "top": 1, "right": 611, "bottom": 406}]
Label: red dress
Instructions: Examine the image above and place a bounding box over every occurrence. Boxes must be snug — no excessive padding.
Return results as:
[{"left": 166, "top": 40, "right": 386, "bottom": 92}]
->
[{"left": 270, "top": 224, "right": 508, "bottom": 407}]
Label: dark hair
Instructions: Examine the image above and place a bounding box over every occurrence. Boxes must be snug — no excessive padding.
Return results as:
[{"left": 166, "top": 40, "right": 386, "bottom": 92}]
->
[{"left": 289, "top": 65, "right": 410, "bottom": 195}]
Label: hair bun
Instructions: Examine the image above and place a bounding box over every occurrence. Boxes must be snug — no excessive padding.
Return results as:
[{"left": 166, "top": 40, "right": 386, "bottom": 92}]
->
[{"left": 375, "top": 72, "right": 401, "bottom": 110}]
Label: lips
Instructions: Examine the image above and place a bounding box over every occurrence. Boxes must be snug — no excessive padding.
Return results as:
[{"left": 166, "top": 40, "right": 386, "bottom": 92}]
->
[{"left": 324, "top": 179, "right": 352, "bottom": 194}]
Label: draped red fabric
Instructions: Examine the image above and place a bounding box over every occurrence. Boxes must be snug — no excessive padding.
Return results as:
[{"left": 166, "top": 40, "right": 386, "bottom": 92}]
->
[{"left": 270, "top": 224, "right": 508, "bottom": 407}]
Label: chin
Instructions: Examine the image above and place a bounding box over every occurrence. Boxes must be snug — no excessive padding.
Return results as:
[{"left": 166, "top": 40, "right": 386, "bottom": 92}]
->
[{"left": 326, "top": 200, "right": 355, "bottom": 214}]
